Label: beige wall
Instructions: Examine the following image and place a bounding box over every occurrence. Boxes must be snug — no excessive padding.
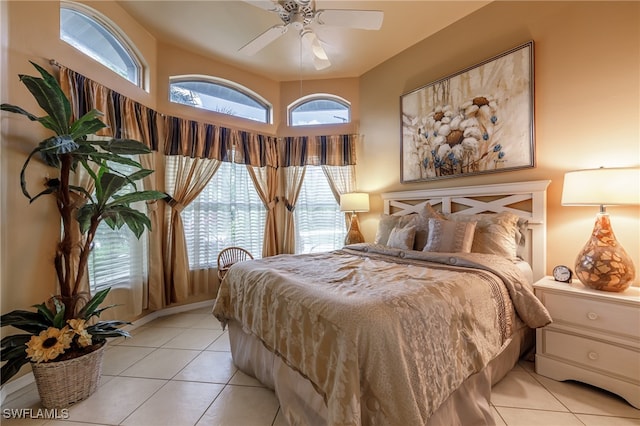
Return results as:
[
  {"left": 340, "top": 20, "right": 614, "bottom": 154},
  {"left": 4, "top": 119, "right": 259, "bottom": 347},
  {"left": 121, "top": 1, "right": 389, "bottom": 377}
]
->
[
  {"left": 358, "top": 1, "right": 640, "bottom": 279},
  {"left": 1, "top": 0, "right": 639, "bottom": 333}
]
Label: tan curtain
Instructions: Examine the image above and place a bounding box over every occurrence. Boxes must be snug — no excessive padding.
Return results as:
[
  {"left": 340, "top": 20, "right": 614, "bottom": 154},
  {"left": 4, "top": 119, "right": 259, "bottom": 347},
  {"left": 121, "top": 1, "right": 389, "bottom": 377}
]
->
[
  {"left": 247, "top": 165, "right": 279, "bottom": 257},
  {"left": 140, "top": 151, "right": 165, "bottom": 311},
  {"left": 164, "top": 155, "right": 221, "bottom": 304},
  {"left": 322, "top": 165, "right": 357, "bottom": 228},
  {"left": 281, "top": 166, "right": 306, "bottom": 254},
  {"left": 321, "top": 165, "right": 356, "bottom": 203}
]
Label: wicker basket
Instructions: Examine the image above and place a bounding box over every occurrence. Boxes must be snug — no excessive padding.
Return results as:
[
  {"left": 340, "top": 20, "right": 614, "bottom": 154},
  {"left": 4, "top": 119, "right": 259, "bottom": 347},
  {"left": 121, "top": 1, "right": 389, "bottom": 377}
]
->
[{"left": 31, "top": 342, "right": 106, "bottom": 408}]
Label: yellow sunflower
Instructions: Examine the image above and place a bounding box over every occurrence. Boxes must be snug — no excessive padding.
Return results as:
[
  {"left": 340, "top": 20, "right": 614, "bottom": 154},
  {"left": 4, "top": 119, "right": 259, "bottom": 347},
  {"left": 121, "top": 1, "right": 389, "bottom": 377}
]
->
[
  {"left": 67, "top": 318, "right": 93, "bottom": 347},
  {"left": 25, "top": 326, "right": 73, "bottom": 363},
  {"left": 67, "top": 318, "right": 86, "bottom": 333}
]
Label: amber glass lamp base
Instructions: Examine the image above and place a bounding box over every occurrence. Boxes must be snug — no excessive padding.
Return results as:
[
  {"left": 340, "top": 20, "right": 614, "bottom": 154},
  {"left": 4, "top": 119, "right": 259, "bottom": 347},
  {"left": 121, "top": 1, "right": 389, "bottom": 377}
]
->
[
  {"left": 574, "top": 213, "right": 635, "bottom": 292},
  {"left": 344, "top": 213, "right": 364, "bottom": 245}
]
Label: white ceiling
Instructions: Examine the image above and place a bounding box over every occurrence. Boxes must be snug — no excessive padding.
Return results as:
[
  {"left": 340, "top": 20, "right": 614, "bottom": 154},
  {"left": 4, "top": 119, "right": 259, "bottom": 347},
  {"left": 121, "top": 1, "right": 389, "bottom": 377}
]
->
[{"left": 116, "top": 1, "right": 491, "bottom": 82}]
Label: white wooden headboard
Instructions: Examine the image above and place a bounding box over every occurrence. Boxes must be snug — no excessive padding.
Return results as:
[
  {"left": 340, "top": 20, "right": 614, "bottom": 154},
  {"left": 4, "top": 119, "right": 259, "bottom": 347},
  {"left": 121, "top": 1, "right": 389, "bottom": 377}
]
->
[{"left": 381, "top": 180, "right": 551, "bottom": 281}]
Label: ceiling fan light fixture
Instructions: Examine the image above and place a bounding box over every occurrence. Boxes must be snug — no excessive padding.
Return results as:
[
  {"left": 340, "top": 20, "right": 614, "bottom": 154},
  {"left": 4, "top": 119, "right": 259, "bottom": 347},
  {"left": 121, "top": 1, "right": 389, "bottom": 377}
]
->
[
  {"left": 313, "top": 56, "right": 331, "bottom": 70},
  {"left": 301, "top": 30, "right": 328, "bottom": 60}
]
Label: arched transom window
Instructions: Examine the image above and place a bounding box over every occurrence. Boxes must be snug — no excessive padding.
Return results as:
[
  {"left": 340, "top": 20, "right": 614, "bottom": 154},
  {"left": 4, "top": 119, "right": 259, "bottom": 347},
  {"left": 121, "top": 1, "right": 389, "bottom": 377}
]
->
[
  {"left": 169, "top": 76, "right": 272, "bottom": 124},
  {"left": 288, "top": 94, "right": 351, "bottom": 126},
  {"left": 60, "top": 2, "right": 144, "bottom": 87}
]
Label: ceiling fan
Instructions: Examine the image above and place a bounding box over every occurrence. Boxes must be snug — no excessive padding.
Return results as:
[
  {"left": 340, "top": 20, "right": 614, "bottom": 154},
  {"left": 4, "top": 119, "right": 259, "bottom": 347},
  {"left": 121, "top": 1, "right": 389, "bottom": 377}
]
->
[{"left": 240, "top": 0, "right": 384, "bottom": 70}]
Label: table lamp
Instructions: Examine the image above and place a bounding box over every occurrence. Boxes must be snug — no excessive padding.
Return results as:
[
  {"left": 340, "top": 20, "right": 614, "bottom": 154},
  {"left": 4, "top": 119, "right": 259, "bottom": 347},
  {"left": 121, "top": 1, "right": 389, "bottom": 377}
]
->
[
  {"left": 340, "top": 192, "right": 369, "bottom": 245},
  {"left": 561, "top": 167, "right": 640, "bottom": 292}
]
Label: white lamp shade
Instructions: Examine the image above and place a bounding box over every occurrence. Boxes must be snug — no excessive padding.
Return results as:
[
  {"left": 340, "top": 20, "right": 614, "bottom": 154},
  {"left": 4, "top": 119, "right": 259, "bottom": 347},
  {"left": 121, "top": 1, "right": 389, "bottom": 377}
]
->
[
  {"left": 561, "top": 167, "right": 640, "bottom": 206},
  {"left": 340, "top": 193, "right": 370, "bottom": 212}
]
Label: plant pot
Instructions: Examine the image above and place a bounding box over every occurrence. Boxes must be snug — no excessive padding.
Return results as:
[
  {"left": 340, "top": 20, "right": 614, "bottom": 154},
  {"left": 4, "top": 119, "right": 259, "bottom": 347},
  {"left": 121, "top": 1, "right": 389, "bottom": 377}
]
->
[{"left": 31, "top": 341, "right": 106, "bottom": 408}]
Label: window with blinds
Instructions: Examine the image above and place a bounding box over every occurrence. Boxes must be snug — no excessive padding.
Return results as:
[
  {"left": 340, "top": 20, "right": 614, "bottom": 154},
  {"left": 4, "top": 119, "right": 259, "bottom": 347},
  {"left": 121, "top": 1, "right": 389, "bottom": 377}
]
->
[
  {"left": 169, "top": 161, "right": 266, "bottom": 269},
  {"left": 295, "top": 166, "right": 346, "bottom": 253},
  {"left": 87, "top": 160, "right": 148, "bottom": 293}
]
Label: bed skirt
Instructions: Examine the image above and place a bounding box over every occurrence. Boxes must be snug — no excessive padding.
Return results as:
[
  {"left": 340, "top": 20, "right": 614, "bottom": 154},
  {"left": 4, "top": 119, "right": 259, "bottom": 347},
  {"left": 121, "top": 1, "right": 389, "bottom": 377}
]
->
[{"left": 227, "top": 320, "right": 533, "bottom": 426}]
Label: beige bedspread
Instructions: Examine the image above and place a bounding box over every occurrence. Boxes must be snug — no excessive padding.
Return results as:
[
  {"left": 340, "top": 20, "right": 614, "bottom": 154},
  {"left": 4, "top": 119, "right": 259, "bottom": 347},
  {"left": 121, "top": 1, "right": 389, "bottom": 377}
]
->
[{"left": 213, "top": 244, "right": 551, "bottom": 425}]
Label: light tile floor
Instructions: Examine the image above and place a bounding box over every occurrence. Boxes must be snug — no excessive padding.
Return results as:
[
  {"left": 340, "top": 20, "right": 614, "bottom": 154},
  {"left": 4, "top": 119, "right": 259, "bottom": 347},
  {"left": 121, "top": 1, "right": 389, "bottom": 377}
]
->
[{"left": 3, "top": 305, "right": 639, "bottom": 426}]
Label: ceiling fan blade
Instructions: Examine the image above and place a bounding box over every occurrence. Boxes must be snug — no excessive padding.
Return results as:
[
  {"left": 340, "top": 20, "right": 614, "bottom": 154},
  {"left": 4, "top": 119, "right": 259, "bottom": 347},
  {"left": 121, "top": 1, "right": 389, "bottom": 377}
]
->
[
  {"left": 316, "top": 9, "right": 384, "bottom": 30},
  {"left": 239, "top": 25, "right": 288, "bottom": 56},
  {"left": 242, "top": 0, "right": 282, "bottom": 12},
  {"left": 313, "top": 56, "right": 331, "bottom": 71}
]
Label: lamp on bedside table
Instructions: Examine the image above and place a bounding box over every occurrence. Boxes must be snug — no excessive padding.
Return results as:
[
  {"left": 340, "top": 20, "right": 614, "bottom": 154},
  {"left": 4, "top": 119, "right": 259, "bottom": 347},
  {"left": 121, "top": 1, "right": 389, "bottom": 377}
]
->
[
  {"left": 340, "top": 192, "right": 369, "bottom": 245},
  {"left": 561, "top": 167, "right": 640, "bottom": 292}
]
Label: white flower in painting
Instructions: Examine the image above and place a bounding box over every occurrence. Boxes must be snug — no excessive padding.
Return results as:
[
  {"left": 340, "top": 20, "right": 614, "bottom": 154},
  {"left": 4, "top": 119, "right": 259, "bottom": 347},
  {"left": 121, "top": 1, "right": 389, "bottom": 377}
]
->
[
  {"left": 462, "top": 95, "right": 498, "bottom": 124},
  {"left": 432, "top": 113, "right": 483, "bottom": 155},
  {"left": 451, "top": 144, "right": 465, "bottom": 160},
  {"left": 425, "top": 105, "right": 455, "bottom": 132},
  {"left": 437, "top": 143, "right": 451, "bottom": 159}
]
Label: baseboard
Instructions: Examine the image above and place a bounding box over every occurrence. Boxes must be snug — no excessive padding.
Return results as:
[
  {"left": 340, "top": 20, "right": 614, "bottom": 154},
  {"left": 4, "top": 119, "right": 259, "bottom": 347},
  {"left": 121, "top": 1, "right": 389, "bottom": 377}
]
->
[{"left": 0, "top": 298, "right": 216, "bottom": 405}]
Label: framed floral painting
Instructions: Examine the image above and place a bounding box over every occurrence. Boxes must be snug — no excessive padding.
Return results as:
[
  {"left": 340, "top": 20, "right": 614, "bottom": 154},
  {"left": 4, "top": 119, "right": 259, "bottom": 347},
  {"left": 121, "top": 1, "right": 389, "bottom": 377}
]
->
[{"left": 400, "top": 41, "right": 534, "bottom": 183}]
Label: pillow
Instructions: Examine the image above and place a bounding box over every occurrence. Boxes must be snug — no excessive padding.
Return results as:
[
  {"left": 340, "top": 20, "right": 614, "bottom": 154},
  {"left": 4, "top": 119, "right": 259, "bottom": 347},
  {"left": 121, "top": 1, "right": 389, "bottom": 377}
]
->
[
  {"left": 423, "top": 218, "right": 476, "bottom": 253},
  {"left": 387, "top": 225, "right": 417, "bottom": 250},
  {"left": 374, "top": 214, "right": 415, "bottom": 246},
  {"left": 412, "top": 203, "right": 446, "bottom": 251},
  {"left": 515, "top": 217, "right": 529, "bottom": 259},
  {"left": 447, "top": 211, "right": 521, "bottom": 258}
]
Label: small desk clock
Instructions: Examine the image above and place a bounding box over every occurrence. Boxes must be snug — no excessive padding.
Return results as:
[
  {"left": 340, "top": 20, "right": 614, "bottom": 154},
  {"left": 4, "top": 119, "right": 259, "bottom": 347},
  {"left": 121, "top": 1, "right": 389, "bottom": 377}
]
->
[{"left": 552, "top": 265, "right": 573, "bottom": 283}]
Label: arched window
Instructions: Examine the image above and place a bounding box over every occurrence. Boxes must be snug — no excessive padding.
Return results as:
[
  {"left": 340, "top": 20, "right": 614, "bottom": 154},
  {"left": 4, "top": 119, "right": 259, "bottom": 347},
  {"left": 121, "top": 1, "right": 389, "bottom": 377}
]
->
[
  {"left": 60, "top": 2, "right": 144, "bottom": 87},
  {"left": 169, "top": 76, "right": 272, "bottom": 124},
  {"left": 289, "top": 94, "right": 350, "bottom": 126}
]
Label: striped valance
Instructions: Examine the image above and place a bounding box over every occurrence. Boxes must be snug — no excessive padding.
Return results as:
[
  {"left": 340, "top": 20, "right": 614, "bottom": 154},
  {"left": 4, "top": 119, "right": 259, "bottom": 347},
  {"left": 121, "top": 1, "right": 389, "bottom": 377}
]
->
[
  {"left": 59, "top": 67, "right": 160, "bottom": 150},
  {"left": 280, "top": 135, "right": 357, "bottom": 167},
  {"left": 59, "top": 65, "right": 357, "bottom": 167}
]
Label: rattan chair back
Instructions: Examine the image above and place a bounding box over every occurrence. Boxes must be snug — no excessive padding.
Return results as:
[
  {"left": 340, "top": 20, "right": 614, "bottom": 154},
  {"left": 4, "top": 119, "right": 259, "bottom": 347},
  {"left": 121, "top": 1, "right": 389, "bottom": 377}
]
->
[{"left": 217, "top": 246, "right": 254, "bottom": 280}]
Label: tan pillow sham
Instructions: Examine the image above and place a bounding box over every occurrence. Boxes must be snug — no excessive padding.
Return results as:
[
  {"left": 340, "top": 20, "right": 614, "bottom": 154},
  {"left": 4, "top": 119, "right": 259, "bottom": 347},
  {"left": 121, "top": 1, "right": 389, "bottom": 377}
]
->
[
  {"left": 447, "top": 211, "right": 521, "bottom": 258},
  {"left": 374, "top": 214, "right": 415, "bottom": 245},
  {"left": 374, "top": 203, "right": 445, "bottom": 250},
  {"left": 423, "top": 218, "right": 476, "bottom": 253},
  {"left": 387, "top": 225, "right": 417, "bottom": 250}
]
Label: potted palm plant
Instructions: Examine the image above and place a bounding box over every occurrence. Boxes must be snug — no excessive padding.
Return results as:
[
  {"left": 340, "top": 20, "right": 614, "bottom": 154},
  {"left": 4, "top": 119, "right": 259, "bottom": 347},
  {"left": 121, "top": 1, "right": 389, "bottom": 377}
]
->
[{"left": 0, "top": 61, "right": 164, "bottom": 407}]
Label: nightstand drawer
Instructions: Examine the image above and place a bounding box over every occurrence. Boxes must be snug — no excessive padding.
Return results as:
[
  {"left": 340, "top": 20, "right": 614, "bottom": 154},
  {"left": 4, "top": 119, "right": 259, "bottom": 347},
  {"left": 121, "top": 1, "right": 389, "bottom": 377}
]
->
[
  {"left": 543, "top": 292, "right": 640, "bottom": 339},
  {"left": 542, "top": 330, "right": 640, "bottom": 382}
]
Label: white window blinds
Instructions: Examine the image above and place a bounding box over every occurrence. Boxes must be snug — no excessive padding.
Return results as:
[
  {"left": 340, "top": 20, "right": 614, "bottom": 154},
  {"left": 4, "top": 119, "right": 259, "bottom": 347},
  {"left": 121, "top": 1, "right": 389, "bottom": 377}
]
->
[
  {"left": 167, "top": 160, "right": 266, "bottom": 269},
  {"left": 87, "top": 159, "right": 148, "bottom": 294},
  {"left": 295, "top": 166, "right": 346, "bottom": 253}
]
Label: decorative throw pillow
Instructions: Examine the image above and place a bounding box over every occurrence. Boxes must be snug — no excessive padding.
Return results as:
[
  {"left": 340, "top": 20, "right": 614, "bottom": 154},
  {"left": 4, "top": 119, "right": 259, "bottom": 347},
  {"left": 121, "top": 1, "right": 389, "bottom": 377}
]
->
[
  {"left": 515, "top": 217, "right": 529, "bottom": 259},
  {"left": 423, "top": 218, "right": 476, "bottom": 253},
  {"left": 374, "top": 214, "right": 416, "bottom": 246},
  {"left": 387, "top": 225, "right": 417, "bottom": 250},
  {"left": 412, "top": 203, "right": 446, "bottom": 251},
  {"left": 447, "top": 211, "right": 521, "bottom": 258}
]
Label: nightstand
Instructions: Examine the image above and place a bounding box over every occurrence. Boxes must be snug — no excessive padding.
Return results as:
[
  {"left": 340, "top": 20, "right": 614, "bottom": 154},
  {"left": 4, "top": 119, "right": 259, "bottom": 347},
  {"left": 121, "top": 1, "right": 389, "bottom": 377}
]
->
[{"left": 533, "top": 277, "right": 640, "bottom": 409}]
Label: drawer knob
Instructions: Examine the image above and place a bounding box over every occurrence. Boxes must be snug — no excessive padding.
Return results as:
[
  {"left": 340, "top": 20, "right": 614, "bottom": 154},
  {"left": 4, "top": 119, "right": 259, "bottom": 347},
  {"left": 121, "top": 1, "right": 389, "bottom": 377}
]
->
[
  {"left": 588, "top": 351, "right": 599, "bottom": 361},
  {"left": 587, "top": 312, "right": 599, "bottom": 320}
]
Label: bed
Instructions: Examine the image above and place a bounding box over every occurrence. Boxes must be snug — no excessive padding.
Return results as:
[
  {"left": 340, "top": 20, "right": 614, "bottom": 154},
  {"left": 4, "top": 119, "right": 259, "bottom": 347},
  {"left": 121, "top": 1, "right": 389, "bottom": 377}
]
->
[{"left": 213, "top": 180, "right": 552, "bottom": 425}]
